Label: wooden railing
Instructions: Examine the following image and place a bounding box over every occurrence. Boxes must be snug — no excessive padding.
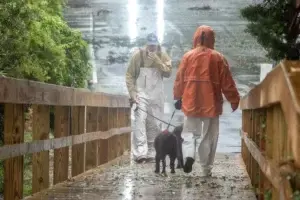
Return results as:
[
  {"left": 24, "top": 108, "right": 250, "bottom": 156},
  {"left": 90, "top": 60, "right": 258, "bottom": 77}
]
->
[
  {"left": 0, "top": 76, "right": 131, "bottom": 199},
  {"left": 240, "top": 60, "right": 300, "bottom": 199}
]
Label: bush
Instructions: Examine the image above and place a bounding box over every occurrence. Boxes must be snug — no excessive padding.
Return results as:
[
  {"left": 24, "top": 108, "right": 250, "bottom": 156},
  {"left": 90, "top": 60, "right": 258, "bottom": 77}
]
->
[
  {"left": 0, "top": 0, "right": 91, "bottom": 87},
  {"left": 0, "top": 0, "right": 92, "bottom": 196}
]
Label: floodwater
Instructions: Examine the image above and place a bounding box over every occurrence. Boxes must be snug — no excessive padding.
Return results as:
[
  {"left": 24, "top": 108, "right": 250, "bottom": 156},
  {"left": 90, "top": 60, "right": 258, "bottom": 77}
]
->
[{"left": 64, "top": 0, "right": 268, "bottom": 153}]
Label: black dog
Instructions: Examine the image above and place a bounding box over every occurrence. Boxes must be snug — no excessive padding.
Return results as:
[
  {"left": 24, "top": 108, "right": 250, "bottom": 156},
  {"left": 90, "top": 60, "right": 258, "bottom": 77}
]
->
[{"left": 154, "top": 125, "right": 184, "bottom": 175}]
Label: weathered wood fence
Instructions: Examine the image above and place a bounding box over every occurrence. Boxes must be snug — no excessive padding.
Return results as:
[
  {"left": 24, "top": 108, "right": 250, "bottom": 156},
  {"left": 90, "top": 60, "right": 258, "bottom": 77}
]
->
[
  {"left": 240, "top": 60, "right": 300, "bottom": 200},
  {"left": 0, "top": 77, "right": 131, "bottom": 199}
]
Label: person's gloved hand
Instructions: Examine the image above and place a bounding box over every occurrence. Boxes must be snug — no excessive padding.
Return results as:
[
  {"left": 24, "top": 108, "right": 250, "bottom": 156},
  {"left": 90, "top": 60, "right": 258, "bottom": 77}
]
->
[
  {"left": 174, "top": 99, "right": 182, "bottom": 110},
  {"left": 231, "top": 103, "right": 239, "bottom": 112},
  {"left": 129, "top": 98, "right": 135, "bottom": 108}
]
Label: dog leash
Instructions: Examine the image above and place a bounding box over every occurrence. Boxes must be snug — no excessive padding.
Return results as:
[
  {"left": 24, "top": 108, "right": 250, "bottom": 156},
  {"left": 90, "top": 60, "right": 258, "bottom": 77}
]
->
[
  {"left": 166, "top": 109, "right": 176, "bottom": 129},
  {"left": 134, "top": 104, "right": 177, "bottom": 128}
]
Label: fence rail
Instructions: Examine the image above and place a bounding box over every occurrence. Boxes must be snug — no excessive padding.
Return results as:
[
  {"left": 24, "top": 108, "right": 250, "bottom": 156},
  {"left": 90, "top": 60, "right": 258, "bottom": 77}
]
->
[
  {"left": 0, "top": 76, "right": 131, "bottom": 200},
  {"left": 240, "top": 60, "right": 300, "bottom": 199}
]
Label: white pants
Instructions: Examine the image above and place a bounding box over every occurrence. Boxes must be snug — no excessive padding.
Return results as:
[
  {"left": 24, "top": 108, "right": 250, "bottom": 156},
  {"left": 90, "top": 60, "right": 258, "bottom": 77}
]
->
[
  {"left": 131, "top": 98, "right": 163, "bottom": 161},
  {"left": 182, "top": 116, "right": 219, "bottom": 171}
]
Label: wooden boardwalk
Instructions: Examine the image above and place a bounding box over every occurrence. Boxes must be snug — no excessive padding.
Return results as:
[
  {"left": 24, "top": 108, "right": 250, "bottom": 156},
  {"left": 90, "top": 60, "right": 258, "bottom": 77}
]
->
[
  {"left": 1, "top": 60, "right": 300, "bottom": 200},
  {"left": 25, "top": 153, "right": 256, "bottom": 200}
]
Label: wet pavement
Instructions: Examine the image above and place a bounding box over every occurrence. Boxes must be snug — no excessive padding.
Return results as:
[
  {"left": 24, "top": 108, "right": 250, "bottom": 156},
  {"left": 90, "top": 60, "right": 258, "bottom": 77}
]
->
[
  {"left": 26, "top": 152, "right": 256, "bottom": 200},
  {"left": 64, "top": 0, "right": 268, "bottom": 153},
  {"left": 25, "top": 1, "right": 271, "bottom": 199}
]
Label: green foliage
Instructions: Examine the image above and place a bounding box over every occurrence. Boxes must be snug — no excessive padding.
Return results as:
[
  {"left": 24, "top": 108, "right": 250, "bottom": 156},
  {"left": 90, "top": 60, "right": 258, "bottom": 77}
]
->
[
  {"left": 294, "top": 191, "right": 300, "bottom": 200},
  {"left": 240, "top": 0, "right": 299, "bottom": 61},
  {"left": 0, "top": 0, "right": 92, "bottom": 196},
  {"left": 0, "top": 0, "right": 91, "bottom": 88}
]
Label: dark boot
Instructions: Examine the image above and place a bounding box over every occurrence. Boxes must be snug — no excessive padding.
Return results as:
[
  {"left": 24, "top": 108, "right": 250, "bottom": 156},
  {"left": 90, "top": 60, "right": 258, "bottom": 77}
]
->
[{"left": 183, "top": 157, "right": 194, "bottom": 173}]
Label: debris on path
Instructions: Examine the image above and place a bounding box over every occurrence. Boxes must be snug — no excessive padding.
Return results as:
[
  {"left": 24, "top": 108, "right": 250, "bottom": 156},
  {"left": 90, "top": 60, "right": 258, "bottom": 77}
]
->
[{"left": 26, "top": 153, "right": 256, "bottom": 200}]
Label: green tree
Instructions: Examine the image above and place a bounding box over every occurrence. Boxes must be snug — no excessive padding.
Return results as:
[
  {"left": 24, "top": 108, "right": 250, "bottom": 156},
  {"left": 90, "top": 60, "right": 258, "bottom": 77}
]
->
[
  {"left": 0, "top": 0, "right": 91, "bottom": 88},
  {"left": 0, "top": 0, "right": 91, "bottom": 195},
  {"left": 240, "top": 0, "right": 300, "bottom": 61}
]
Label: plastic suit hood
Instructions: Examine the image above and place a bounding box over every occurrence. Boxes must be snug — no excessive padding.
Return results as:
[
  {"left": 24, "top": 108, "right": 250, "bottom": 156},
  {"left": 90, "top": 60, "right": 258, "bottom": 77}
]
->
[{"left": 173, "top": 25, "right": 240, "bottom": 117}]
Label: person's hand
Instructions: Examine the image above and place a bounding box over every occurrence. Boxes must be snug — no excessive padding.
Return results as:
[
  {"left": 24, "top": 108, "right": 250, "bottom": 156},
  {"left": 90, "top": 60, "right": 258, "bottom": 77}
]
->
[
  {"left": 148, "top": 52, "right": 163, "bottom": 65},
  {"left": 231, "top": 103, "right": 239, "bottom": 112},
  {"left": 129, "top": 97, "right": 137, "bottom": 107},
  {"left": 174, "top": 99, "right": 182, "bottom": 110},
  {"left": 129, "top": 98, "right": 139, "bottom": 111}
]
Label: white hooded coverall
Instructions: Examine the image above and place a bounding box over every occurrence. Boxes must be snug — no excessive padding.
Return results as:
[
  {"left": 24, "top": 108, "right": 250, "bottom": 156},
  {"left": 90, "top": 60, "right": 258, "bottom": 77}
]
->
[{"left": 126, "top": 48, "right": 172, "bottom": 161}]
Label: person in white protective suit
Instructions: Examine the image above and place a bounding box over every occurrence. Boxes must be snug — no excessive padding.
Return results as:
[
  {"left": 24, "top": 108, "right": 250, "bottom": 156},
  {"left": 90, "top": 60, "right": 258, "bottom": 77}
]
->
[
  {"left": 126, "top": 33, "right": 172, "bottom": 163},
  {"left": 173, "top": 25, "right": 240, "bottom": 176}
]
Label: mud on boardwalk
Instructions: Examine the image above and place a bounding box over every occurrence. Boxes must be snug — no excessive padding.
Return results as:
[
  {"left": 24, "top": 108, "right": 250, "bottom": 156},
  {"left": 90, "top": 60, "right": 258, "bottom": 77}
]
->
[{"left": 26, "top": 153, "right": 256, "bottom": 200}]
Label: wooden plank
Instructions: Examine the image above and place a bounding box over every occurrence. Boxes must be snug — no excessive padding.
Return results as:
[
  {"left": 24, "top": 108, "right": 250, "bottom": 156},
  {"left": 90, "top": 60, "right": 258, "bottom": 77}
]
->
[
  {"left": 118, "top": 108, "right": 125, "bottom": 155},
  {"left": 85, "top": 107, "right": 98, "bottom": 170},
  {"left": 115, "top": 108, "right": 121, "bottom": 157},
  {"left": 259, "top": 110, "right": 266, "bottom": 200},
  {"left": 0, "top": 76, "right": 130, "bottom": 108},
  {"left": 53, "top": 106, "right": 69, "bottom": 184},
  {"left": 108, "top": 108, "right": 119, "bottom": 160},
  {"left": 241, "top": 130, "right": 293, "bottom": 199},
  {"left": 264, "top": 107, "right": 274, "bottom": 197},
  {"left": 272, "top": 106, "right": 284, "bottom": 200},
  {"left": 0, "top": 126, "right": 131, "bottom": 160},
  {"left": 32, "top": 105, "right": 50, "bottom": 194},
  {"left": 98, "top": 107, "right": 109, "bottom": 165},
  {"left": 71, "top": 106, "right": 86, "bottom": 177},
  {"left": 240, "top": 61, "right": 300, "bottom": 167},
  {"left": 125, "top": 108, "right": 131, "bottom": 151},
  {"left": 4, "top": 103, "right": 24, "bottom": 200}
]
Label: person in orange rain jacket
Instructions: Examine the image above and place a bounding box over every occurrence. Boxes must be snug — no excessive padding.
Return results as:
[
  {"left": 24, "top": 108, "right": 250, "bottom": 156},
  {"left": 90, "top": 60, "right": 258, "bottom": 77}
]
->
[{"left": 173, "top": 25, "right": 240, "bottom": 176}]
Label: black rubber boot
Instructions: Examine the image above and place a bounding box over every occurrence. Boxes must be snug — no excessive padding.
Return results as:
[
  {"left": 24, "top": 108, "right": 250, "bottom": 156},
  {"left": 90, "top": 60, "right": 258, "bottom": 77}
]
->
[{"left": 183, "top": 157, "right": 194, "bottom": 173}]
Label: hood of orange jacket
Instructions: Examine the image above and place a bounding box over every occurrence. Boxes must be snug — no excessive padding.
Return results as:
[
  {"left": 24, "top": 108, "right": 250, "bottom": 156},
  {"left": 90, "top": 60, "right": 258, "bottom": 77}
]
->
[{"left": 192, "top": 25, "right": 215, "bottom": 49}]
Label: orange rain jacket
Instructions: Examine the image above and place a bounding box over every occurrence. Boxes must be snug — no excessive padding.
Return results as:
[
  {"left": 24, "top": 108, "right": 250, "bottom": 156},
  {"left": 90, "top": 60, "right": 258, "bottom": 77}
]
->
[{"left": 173, "top": 25, "right": 240, "bottom": 118}]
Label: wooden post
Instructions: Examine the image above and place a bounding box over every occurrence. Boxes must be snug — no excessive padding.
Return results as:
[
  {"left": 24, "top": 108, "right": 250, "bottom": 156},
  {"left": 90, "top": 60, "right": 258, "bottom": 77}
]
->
[
  {"left": 32, "top": 105, "right": 50, "bottom": 194},
  {"left": 271, "top": 105, "right": 280, "bottom": 200},
  {"left": 85, "top": 106, "right": 98, "bottom": 170},
  {"left": 257, "top": 109, "right": 266, "bottom": 200},
  {"left": 4, "top": 104, "right": 24, "bottom": 200},
  {"left": 98, "top": 107, "right": 109, "bottom": 165},
  {"left": 125, "top": 108, "right": 131, "bottom": 151},
  {"left": 118, "top": 108, "right": 125, "bottom": 155},
  {"left": 53, "top": 106, "right": 69, "bottom": 184},
  {"left": 264, "top": 107, "right": 274, "bottom": 197},
  {"left": 71, "top": 106, "right": 86, "bottom": 177},
  {"left": 242, "top": 110, "right": 250, "bottom": 167},
  {"left": 115, "top": 108, "right": 121, "bottom": 157},
  {"left": 107, "top": 108, "right": 115, "bottom": 161}
]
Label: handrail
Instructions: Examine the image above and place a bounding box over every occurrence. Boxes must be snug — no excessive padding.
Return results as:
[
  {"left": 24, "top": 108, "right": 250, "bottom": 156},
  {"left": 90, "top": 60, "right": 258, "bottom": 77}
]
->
[
  {"left": 0, "top": 127, "right": 131, "bottom": 160},
  {"left": 0, "top": 76, "right": 129, "bottom": 107},
  {"left": 240, "top": 60, "right": 300, "bottom": 167},
  {"left": 0, "top": 76, "right": 131, "bottom": 200},
  {"left": 240, "top": 60, "right": 300, "bottom": 199}
]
